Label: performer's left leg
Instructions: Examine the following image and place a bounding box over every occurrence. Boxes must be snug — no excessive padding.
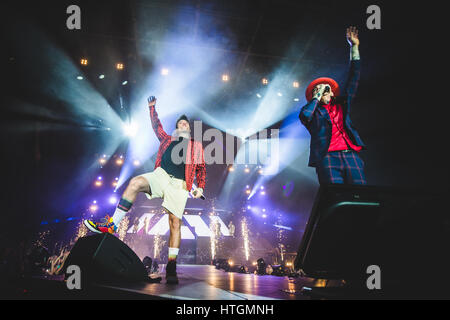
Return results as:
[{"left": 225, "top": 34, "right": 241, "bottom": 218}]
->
[
  {"left": 168, "top": 212, "right": 181, "bottom": 252},
  {"left": 166, "top": 211, "right": 181, "bottom": 284},
  {"left": 160, "top": 177, "right": 188, "bottom": 284},
  {"left": 84, "top": 176, "right": 151, "bottom": 234},
  {"left": 315, "top": 152, "right": 345, "bottom": 185},
  {"left": 343, "top": 152, "right": 367, "bottom": 185}
]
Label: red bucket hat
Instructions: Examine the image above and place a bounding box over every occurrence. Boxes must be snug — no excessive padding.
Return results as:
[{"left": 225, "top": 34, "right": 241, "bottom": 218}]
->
[{"left": 305, "top": 77, "right": 340, "bottom": 102}]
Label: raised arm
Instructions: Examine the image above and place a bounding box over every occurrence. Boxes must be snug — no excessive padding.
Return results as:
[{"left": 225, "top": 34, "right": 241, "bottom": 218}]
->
[
  {"left": 148, "top": 96, "right": 169, "bottom": 142},
  {"left": 343, "top": 26, "right": 361, "bottom": 102}
]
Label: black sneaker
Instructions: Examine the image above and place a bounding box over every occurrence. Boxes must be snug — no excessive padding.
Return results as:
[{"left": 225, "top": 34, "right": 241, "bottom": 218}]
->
[{"left": 166, "top": 260, "right": 179, "bottom": 284}]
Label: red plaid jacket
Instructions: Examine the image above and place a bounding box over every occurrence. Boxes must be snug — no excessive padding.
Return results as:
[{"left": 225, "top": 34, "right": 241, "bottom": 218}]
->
[{"left": 149, "top": 105, "right": 206, "bottom": 192}]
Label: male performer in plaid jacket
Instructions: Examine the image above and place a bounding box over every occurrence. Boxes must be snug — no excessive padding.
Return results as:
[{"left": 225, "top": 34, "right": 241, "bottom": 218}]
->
[
  {"left": 299, "top": 26, "right": 366, "bottom": 185},
  {"left": 85, "top": 96, "right": 206, "bottom": 284}
]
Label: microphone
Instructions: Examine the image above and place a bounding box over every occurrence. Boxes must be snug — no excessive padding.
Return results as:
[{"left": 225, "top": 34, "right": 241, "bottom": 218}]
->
[{"left": 192, "top": 190, "right": 206, "bottom": 200}]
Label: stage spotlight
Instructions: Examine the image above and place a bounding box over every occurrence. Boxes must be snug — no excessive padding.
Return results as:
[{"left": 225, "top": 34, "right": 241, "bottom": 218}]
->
[
  {"left": 116, "top": 158, "right": 124, "bottom": 166},
  {"left": 80, "top": 58, "right": 88, "bottom": 66},
  {"left": 89, "top": 204, "right": 98, "bottom": 212},
  {"left": 99, "top": 74, "right": 105, "bottom": 79},
  {"left": 271, "top": 264, "right": 286, "bottom": 277},
  {"left": 239, "top": 265, "right": 249, "bottom": 274},
  {"left": 256, "top": 258, "right": 266, "bottom": 275},
  {"left": 116, "top": 63, "right": 124, "bottom": 70},
  {"left": 99, "top": 157, "right": 107, "bottom": 165},
  {"left": 109, "top": 196, "right": 118, "bottom": 204},
  {"left": 293, "top": 81, "right": 299, "bottom": 88},
  {"left": 112, "top": 181, "right": 118, "bottom": 187},
  {"left": 258, "top": 169, "right": 263, "bottom": 175},
  {"left": 262, "top": 78, "right": 269, "bottom": 85},
  {"left": 277, "top": 92, "right": 283, "bottom": 97},
  {"left": 222, "top": 74, "right": 229, "bottom": 82},
  {"left": 76, "top": 76, "right": 83, "bottom": 80},
  {"left": 262, "top": 214, "right": 267, "bottom": 218},
  {"left": 260, "top": 191, "right": 266, "bottom": 195},
  {"left": 245, "top": 189, "right": 251, "bottom": 195},
  {"left": 244, "top": 167, "right": 250, "bottom": 173},
  {"left": 161, "top": 68, "right": 169, "bottom": 76},
  {"left": 228, "top": 260, "right": 234, "bottom": 266},
  {"left": 256, "top": 93, "right": 262, "bottom": 98},
  {"left": 228, "top": 166, "right": 234, "bottom": 172},
  {"left": 122, "top": 80, "right": 128, "bottom": 86},
  {"left": 215, "top": 258, "right": 230, "bottom": 272},
  {"left": 94, "top": 180, "right": 103, "bottom": 187},
  {"left": 123, "top": 122, "right": 138, "bottom": 137},
  {"left": 273, "top": 224, "right": 292, "bottom": 231},
  {"left": 133, "top": 159, "right": 140, "bottom": 167},
  {"left": 294, "top": 98, "right": 300, "bottom": 102}
]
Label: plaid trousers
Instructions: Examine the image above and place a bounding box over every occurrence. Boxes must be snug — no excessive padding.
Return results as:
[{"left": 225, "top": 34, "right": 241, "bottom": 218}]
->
[{"left": 315, "top": 151, "right": 367, "bottom": 185}]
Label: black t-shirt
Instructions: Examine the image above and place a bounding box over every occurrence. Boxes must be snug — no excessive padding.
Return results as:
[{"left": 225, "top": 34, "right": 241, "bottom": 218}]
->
[{"left": 160, "top": 137, "right": 188, "bottom": 180}]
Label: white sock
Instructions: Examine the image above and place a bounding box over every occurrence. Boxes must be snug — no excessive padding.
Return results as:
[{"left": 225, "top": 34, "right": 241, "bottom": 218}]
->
[
  {"left": 112, "top": 208, "right": 127, "bottom": 227},
  {"left": 168, "top": 247, "right": 179, "bottom": 260}
]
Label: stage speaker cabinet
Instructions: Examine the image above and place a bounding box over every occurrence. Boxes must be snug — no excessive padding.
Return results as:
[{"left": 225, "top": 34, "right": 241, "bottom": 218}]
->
[
  {"left": 63, "top": 233, "right": 148, "bottom": 284},
  {"left": 294, "top": 184, "right": 449, "bottom": 286}
]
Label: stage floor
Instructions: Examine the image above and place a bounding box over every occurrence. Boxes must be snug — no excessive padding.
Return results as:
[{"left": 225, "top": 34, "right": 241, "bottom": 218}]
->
[
  {"left": 95, "top": 264, "right": 326, "bottom": 300},
  {"left": 16, "top": 264, "right": 435, "bottom": 299}
]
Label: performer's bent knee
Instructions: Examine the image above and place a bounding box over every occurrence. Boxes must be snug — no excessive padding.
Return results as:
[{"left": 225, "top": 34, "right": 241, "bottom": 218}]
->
[{"left": 129, "top": 176, "right": 151, "bottom": 193}]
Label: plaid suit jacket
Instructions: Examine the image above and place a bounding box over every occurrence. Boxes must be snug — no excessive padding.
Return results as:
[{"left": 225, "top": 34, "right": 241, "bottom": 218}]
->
[
  {"left": 299, "top": 60, "right": 366, "bottom": 167},
  {"left": 149, "top": 106, "right": 206, "bottom": 191}
]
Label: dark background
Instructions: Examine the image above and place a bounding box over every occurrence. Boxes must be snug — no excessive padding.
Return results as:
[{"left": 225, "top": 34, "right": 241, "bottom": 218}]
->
[{"left": 1, "top": 0, "right": 447, "bottom": 248}]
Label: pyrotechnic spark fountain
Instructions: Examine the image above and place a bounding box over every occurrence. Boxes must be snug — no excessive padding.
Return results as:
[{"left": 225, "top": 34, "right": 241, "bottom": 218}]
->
[
  {"left": 75, "top": 220, "right": 88, "bottom": 241},
  {"left": 210, "top": 218, "right": 219, "bottom": 260},
  {"left": 276, "top": 212, "right": 286, "bottom": 262},
  {"left": 241, "top": 217, "right": 250, "bottom": 261},
  {"left": 153, "top": 234, "right": 165, "bottom": 260},
  {"left": 118, "top": 216, "right": 130, "bottom": 241},
  {"left": 34, "top": 230, "right": 50, "bottom": 248}
]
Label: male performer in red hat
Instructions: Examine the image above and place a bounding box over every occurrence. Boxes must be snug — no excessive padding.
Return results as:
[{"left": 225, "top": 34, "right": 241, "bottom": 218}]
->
[
  {"left": 84, "top": 96, "right": 206, "bottom": 284},
  {"left": 299, "top": 26, "right": 366, "bottom": 185}
]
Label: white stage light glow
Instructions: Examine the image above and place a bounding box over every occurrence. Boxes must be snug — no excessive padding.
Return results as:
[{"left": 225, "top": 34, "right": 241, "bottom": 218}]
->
[{"left": 122, "top": 122, "right": 139, "bottom": 137}]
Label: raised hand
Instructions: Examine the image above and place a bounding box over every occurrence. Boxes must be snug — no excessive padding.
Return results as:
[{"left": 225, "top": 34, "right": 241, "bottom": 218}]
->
[
  {"left": 346, "top": 26, "right": 360, "bottom": 46},
  {"left": 312, "top": 84, "right": 329, "bottom": 100},
  {"left": 148, "top": 96, "right": 157, "bottom": 107}
]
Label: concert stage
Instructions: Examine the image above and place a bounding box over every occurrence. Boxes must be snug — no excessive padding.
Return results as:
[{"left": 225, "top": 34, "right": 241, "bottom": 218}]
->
[
  {"left": 14, "top": 264, "right": 347, "bottom": 300},
  {"left": 93, "top": 264, "right": 317, "bottom": 300},
  {"left": 10, "top": 265, "right": 450, "bottom": 300}
]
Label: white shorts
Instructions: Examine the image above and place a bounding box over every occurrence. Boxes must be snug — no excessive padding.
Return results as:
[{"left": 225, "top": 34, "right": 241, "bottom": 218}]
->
[{"left": 138, "top": 167, "right": 189, "bottom": 220}]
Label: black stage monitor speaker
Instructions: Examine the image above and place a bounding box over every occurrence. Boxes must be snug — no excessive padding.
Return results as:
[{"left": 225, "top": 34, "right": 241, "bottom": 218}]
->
[
  {"left": 63, "top": 233, "right": 148, "bottom": 284},
  {"left": 295, "top": 184, "right": 449, "bottom": 286}
]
